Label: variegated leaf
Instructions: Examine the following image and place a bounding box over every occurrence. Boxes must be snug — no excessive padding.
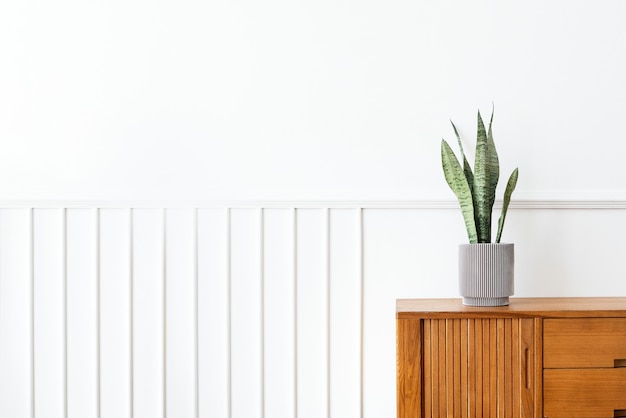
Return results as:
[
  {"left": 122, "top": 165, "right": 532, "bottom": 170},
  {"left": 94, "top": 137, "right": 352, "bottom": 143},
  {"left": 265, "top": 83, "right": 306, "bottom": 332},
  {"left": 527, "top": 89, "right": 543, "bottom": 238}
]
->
[
  {"left": 486, "top": 106, "right": 500, "bottom": 225},
  {"left": 441, "top": 139, "right": 478, "bottom": 243},
  {"left": 496, "top": 167, "right": 519, "bottom": 243},
  {"left": 450, "top": 120, "right": 474, "bottom": 195},
  {"left": 473, "top": 111, "right": 492, "bottom": 243}
]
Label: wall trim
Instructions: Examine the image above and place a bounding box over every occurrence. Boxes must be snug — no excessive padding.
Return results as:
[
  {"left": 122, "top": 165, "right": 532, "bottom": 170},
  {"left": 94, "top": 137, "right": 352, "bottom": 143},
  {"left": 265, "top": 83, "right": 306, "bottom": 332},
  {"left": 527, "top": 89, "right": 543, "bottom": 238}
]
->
[{"left": 1, "top": 198, "right": 626, "bottom": 209}]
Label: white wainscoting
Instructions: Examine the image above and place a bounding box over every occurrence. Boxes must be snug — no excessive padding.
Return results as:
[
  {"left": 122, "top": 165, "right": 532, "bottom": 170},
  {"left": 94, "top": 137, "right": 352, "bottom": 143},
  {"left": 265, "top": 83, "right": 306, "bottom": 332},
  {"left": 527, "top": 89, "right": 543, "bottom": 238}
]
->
[{"left": 1, "top": 203, "right": 626, "bottom": 418}]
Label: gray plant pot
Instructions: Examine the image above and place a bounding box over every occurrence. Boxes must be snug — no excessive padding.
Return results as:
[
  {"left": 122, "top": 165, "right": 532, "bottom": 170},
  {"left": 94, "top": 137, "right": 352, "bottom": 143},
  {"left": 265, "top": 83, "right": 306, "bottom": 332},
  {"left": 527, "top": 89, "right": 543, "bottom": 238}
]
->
[{"left": 459, "top": 243, "right": 514, "bottom": 307}]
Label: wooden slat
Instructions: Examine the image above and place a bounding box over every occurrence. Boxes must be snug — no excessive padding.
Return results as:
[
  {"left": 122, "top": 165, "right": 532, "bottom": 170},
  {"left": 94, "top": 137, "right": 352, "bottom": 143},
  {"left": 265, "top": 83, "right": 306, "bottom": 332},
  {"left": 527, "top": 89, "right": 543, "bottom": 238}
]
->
[
  {"left": 534, "top": 318, "right": 543, "bottom": 418},
  {"left": 438, "top": 320, "right": 446, "bottom": 418},
  {"left": 431, "top": 320, "right": 439, "bottom": 415},
  {"left": 474, "top": 319, "right": 482, "bottom": 417},
  {"left": 467, "top": 319, "right": 475, "bottom": 418},
  {"left": 482, "top": 320, "right": 490, "bottom": 416},
  {"left": 504, "top": 318, "right": 512, "bottom": 417},
  {"left": 446, "top": 320, "right": 454, "bottom": 414},
  {"left": 423, "top": 320, "right": 431, "bottom": 416},
  {"left": 496, "top": 318, "right": 505, "bottom": 417},
  {"left": 488, "top": 319, "right": 496, "bottom": 418},
  {"left": 512, "top": 319, "right": 520, "bottom": 418},
  {"left": 452, "top": 319, "right": 461, "bottom": 416},
  {"left": 460, "top": 319, "right": 468, "bottom": 418}
]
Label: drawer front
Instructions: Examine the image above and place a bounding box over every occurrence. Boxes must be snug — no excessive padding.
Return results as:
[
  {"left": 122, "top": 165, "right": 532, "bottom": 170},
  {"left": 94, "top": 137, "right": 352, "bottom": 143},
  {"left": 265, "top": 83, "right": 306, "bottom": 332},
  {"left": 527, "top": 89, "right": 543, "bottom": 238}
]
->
[
  {"left": 544, "top": 318, "right": 626, "bottom": 368},
  {"left": 544, "top": 368, "right": 626, "bottom": 418}
]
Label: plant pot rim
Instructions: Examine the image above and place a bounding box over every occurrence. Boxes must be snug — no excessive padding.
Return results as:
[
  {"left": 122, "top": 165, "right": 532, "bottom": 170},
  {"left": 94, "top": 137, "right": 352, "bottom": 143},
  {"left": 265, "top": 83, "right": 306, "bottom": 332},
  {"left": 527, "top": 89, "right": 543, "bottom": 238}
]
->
[{"left": 459, "top": 242, "right": 514, "bottom": 246}]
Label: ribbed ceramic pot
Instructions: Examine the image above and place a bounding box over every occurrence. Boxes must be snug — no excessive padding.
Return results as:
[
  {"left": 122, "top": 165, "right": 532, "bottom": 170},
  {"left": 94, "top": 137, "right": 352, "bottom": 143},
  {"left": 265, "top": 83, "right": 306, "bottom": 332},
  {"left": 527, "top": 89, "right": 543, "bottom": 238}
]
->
[{"left": 459, "top": 243, "right": 514, "bottom": 307}]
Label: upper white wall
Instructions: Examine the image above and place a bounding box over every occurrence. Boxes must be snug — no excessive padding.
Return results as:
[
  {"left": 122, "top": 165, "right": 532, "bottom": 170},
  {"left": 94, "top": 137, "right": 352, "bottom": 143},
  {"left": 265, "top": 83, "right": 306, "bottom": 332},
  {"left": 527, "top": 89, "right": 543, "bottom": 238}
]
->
[{"left": 1, "top": 0, "right": 625, "bottom": 201}]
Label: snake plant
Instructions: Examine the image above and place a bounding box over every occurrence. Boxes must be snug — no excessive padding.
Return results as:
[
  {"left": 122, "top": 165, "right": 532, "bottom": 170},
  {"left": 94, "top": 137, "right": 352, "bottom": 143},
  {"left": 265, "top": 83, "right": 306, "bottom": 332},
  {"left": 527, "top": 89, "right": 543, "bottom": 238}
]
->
[{"left": 441, "top": 108, "right": 519, "bottom": 244}]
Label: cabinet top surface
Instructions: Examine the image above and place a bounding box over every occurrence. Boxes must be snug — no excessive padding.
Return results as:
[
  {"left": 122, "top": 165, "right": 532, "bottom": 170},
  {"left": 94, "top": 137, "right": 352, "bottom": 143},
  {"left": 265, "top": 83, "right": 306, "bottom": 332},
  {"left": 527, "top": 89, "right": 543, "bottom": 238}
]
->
[{"left": 397, "top": 297, "right": 626, "bottom": 318}]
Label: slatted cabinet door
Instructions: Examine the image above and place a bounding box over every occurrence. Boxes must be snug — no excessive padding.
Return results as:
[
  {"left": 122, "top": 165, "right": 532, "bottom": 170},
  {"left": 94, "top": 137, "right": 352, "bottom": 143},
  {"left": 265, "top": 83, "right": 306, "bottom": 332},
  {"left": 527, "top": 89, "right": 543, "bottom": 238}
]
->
[{"left": 398, "top": 317, "right": 536, "bottom": 418}]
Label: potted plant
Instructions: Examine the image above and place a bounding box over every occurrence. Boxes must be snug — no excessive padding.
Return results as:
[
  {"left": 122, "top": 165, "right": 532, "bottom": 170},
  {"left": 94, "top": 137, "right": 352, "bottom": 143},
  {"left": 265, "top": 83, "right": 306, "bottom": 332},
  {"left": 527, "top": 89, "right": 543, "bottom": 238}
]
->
[{"left": 441, "top": 107, "right": 519, "bottom": 306}]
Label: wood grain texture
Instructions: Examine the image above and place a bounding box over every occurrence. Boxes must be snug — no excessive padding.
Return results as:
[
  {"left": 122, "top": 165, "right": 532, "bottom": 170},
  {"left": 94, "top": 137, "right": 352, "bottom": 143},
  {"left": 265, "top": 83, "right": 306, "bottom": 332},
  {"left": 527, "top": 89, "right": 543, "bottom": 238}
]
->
[
  {"left": 460, "top": 319, "right": 468, "bottom": 418},
  {"left": 544, "top": 318, "right": 626, "bottom": 368},
  {"left": 533, "top": 318, "right": 542, "bottom": 418},
  {"left": 482, "top": 320, "right": 490, "bottom": 416},
  {"left": 497, "top": 319, "right": 505, "bottom": 418},
  {"left": 397, "top": 298, "right": 626, "bottom": 417},
  {"left": 512, "top": 318, "right": 520, "bottom": 418},
  {"left": 452, "top": 320, "right": 461, "bottom": 416},
  {"left": 422, "top": 320, "right": 431, "bottom": 416},
  {"left": 409, "top": 317, "right": 535, "bottom": 417},
  {"left": 504, "top": 319, "right": 512, "bottom": 417},
  {"left": 544, "top": 368, "right": 626, "bottom": 418},
  {"left": 470, "top": 319, "right": 483, "bottom": 416},
  {"left": 397, "top": 298, "right": 626, "bottom": 319},
  {"left": 519, "top": 319, "right": 534, "bottom": 417},
  {"left": 396, "top": 319, "right": 421, "bottom": 418},
  {"left": 437, "top": 321, "right": 445, "bottom": 418}
]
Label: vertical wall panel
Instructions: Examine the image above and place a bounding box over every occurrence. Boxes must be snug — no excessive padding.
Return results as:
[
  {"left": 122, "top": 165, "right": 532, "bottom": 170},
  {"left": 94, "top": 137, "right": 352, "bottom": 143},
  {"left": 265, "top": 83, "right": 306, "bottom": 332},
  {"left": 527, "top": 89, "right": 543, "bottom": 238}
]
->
[
  {"left": 263, "top": 209, "right": 296, "bottom": 418},
  {"left": 8, "top": 203, "right": 604, "bottom": 418},
  {"left": 0, "top": 209, "right": 31, "bottom": 417},
  {"left": 197, "top": 209, "right": 229, "bottom": 418},
  {"left": 33, "top": 209, "right": 64, "bottom": 418},
  {"left": 1, "top": 203, "right": 624, "bottom": 418},
  {"left": 133, "top": 209, "right": 165, "bottom": 418},
  {"left": 99, "top": 209, "right": 131, "bottom": 418},
  {"left": 230, "top": 209, "right": 262, "bottom": 418},
  {"left": 165, "top": 209, "right": 196, "bottom": 418},
  {"left": 364, "top": 207, "right": 488, "bottom": 417},
  {"left": 329, "top": 209, "right": 361, "bottom": 418},
  {"left": 296, "top": 209, "right": 328, "bottom": 418},
  {"left": 66, "top": 209, "right": 98, "bottom": 418}
]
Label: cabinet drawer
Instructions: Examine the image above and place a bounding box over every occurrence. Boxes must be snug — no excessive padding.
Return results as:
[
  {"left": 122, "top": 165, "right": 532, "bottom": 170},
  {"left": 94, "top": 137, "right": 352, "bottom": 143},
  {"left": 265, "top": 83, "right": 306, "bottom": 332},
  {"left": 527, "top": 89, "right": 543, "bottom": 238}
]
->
[
  {"left": 544, "top": 368, "right": 626, "bottom": 418},
  {"left": 544, "top": 318, "right": 626, "bottom": 368}
]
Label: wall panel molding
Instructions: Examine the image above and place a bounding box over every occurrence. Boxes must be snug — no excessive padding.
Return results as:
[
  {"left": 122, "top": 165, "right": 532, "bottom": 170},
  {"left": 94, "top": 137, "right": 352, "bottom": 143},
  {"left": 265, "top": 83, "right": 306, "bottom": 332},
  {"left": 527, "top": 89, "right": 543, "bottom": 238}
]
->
[
  {"left": 4, "top": 196, "right": 626, "bottom": 209},
  {"left": 4, "top": 203, "right": 626, "bottom": 418}
]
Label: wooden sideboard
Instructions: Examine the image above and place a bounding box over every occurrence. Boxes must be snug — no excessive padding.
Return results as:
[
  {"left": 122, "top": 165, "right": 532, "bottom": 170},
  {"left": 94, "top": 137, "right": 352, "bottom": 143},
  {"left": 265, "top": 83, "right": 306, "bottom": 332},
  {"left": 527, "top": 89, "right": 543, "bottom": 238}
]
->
[{"left": 396, "top": 298, "right": 626, "bottom": 418}]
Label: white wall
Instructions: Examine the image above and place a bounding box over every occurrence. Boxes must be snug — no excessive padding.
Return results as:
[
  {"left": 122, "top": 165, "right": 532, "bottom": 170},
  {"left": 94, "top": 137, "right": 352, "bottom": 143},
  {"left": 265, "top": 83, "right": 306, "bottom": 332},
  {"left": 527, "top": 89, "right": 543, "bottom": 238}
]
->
[
  {"left": 2, "top": 0, "right": 626, "bottom": 201},
  {"left": 1, "top": 0, "right": 626, "bottom": 417}
]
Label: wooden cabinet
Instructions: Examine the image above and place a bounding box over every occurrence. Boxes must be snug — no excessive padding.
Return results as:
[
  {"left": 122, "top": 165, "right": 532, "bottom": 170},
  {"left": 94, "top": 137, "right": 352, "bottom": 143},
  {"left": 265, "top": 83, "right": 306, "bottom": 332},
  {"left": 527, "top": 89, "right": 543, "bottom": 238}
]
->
[{"left": 397, "top": 298, "right": 626, "bottom": 418}]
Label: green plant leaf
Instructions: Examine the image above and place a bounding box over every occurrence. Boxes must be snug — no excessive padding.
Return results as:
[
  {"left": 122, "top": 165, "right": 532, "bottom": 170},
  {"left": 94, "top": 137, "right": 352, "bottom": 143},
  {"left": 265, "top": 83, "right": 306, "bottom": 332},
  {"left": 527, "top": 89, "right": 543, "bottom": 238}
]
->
[
  {"left": 451, "top": 120, "right": 479, "bottom": 239},
  {"left": 441, "top": 139, "right": 478, "bottom": 243},
  {"left": 473, "top": 111, "right": 492, "bottom": 243},
  {"left": 486, "top": 106, "right": 500, "bottom": 223},
  {"left": 450, "top": 120, "right": 474, "bottom": 194},
  {"left": 495, "top": 167, "right": 519, "bottom": 243}
]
